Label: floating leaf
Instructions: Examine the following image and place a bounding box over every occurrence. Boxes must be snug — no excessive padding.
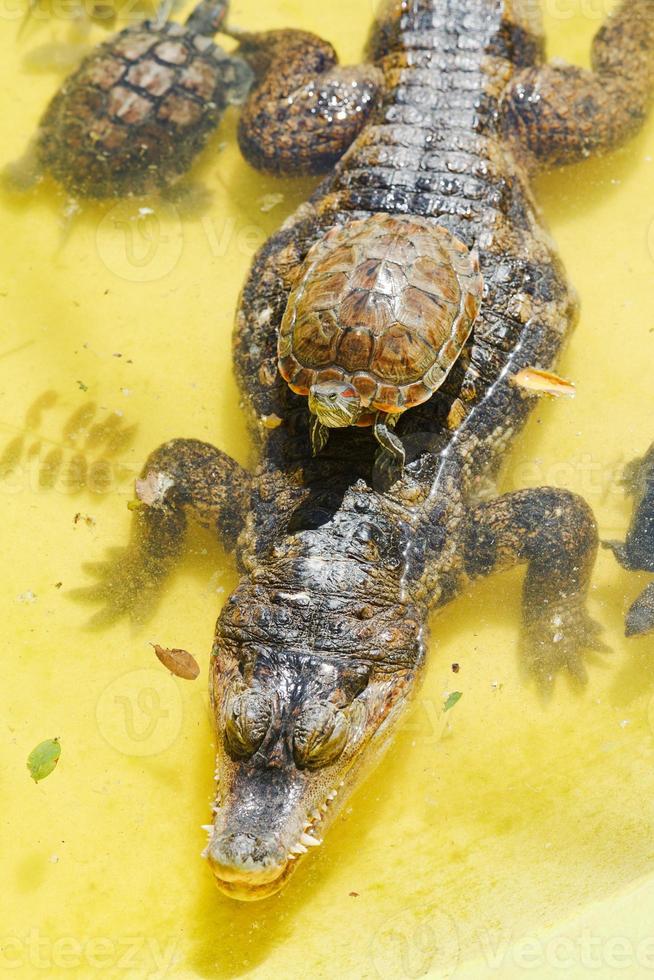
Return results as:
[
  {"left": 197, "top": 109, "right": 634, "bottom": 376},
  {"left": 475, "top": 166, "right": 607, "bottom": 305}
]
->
[
  {"left": 27, "top": 738, "right": 61, "bottom": 782},
  {"left": 443, "top": 691, "right": 463, "bottom": 713},
  {"left": 511, "top": 368, "right": 576, "bottom": 398},
  {"left": 152, "top": 643, "right": 200, "bottom": 680}
]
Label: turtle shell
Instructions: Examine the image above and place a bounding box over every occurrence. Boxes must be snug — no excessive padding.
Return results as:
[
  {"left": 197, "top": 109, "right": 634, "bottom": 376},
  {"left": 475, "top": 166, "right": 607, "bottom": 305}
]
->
[
  {"left": 37, "top": 20, "right": 252, "bottom": 198},
  {"left": 278, "top": 214, "right": 483, "bottom": 422}
]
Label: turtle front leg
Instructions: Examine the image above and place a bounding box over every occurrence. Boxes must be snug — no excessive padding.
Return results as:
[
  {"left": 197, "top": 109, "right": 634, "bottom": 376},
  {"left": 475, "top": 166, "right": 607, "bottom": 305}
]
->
[
  {"left": 73, "top": 439, "right": 250, "bottom": 625},
  {"left": 503, "top": 0, "right": 654, "bottom": 169},
  {"left": 463, "top": 488, "right": 605, "bottom": 686},
  {"left": 310, "top": 415, "right": 330, "bottom": 456},
  {"left": 229, "top": 28, "right": 382, "bottom": 176},
  {"left": 373, "top": 413, "right": 406, "bottom": 486}
]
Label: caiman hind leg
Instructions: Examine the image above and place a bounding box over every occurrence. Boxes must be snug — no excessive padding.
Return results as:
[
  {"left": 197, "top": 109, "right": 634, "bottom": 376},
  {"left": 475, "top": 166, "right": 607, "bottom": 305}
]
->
[
  {"left": 226, "top": 27, "right": 382, "bottom": 176},
  {"left": 603, "top": 443, "right": 654, "bottom": 636},
  {"left": 73, "top": 439, "right": 250, "bottom": 625},
  {"left": 463, "top": 488, "right": 605, "bottom": 686},
  {"left": 503, "top": 0, "right": 654, "bottom": 168}
]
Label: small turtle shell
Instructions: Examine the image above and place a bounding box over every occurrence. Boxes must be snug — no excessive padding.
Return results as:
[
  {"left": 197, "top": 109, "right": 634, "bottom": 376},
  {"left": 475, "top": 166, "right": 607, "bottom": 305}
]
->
[
  {"left": 278, "top": 214, "right": 483, "bottom": 421},
  {"left": 37, "top": 20, "right": 252, "bottom": 198}
]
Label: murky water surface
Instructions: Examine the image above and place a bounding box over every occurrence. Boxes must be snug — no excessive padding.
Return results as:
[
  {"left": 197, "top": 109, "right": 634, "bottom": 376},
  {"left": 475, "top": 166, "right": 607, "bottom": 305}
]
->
[{"left": 1, "top": 1, "right": 654, "bottom": 977}]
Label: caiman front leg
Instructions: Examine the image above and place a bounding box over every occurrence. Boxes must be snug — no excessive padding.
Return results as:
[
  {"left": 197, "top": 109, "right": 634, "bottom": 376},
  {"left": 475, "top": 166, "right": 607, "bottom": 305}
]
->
[
  {"left": 462, "top": 488, "right": 605, "bottom": 685},
  {"left": 74, "top": 439, "right": 250, "bottom": 625},
  {"left": 503, "top": 0, "right": 654, "bottom": 168},
  {"left": 227, "top": 27, "right": 382, "bottom": 176}
]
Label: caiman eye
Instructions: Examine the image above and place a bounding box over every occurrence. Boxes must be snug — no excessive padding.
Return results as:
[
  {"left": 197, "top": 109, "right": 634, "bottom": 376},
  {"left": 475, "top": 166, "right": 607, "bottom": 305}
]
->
[
  {"left": 224, "top": 692, "right": 272, "bottom": 759},
  {"left": 342, "top": 664, "right": 371, "bottom": 701},
  {"left": 293, "top": 701, "right": 348, "bottom": 770},
  {"left": 330, "top": 664, "right": 371, "bottom": 708}
]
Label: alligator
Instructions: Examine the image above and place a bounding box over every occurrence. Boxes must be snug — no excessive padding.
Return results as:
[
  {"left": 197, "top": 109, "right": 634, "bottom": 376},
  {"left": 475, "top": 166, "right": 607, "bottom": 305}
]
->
[{"left": 89, "top": 0, "right": 654, "bottom": 899}]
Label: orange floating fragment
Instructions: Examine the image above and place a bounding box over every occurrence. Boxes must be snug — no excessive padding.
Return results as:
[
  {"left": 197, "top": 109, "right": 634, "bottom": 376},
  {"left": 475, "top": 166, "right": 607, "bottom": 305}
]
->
[{"left": 511, "top": 367, "right": 576, "bottom": 398}]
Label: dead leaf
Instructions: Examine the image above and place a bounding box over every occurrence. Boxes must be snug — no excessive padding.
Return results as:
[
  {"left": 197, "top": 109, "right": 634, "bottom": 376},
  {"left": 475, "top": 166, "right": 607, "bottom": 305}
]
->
[{"left": 152, "top": 644, "right": 200, "bottom": 681}]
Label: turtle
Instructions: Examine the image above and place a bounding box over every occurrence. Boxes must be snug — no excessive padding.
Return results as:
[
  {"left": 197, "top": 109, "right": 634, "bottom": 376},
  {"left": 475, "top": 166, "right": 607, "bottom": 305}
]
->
[
  {"left": 26, "top": 0, "right": 254, "bottom": 198},
  {"left": 277, "top": 213, "right": 484, "bottom": 470}
]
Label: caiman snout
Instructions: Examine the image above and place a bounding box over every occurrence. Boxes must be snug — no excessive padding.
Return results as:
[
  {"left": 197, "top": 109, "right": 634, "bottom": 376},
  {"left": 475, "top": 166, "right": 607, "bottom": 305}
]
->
[
  {"left": 207, "top": 832, "right": 294, "bottom": 901},
  {"left": 212, "top": 831, "right": 286, "bottom": 868}
]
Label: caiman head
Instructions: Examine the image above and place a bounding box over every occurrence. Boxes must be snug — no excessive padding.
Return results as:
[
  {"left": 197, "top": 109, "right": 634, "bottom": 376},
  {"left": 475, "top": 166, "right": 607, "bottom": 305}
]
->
[{"left": 204, "top": 500, "right": 425, "bottom": 900}]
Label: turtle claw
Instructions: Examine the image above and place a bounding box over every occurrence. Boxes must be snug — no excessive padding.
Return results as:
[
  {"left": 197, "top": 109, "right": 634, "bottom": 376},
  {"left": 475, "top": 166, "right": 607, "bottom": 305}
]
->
[{"left": 522, "top": 605, "right": 608, "bottom": 689}]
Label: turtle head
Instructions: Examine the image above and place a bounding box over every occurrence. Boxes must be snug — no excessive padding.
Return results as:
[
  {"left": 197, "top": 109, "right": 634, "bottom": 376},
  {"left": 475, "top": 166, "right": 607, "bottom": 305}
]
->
[
  {"left": 309, "top": 382, "right": 362, "bottom": 428},
  {"left": 184, "top": 0, "right": 229, "bottom": 36}
]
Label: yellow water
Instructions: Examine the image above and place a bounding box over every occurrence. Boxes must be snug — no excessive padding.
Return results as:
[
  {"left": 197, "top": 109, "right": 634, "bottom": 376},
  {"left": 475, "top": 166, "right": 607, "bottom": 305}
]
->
[{"left": 2, "top": 1, "right": 654, "bottom": 977}]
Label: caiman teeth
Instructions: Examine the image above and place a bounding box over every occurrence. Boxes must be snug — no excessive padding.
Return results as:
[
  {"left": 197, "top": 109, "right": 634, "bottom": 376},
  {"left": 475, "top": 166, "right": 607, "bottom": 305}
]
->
[{"left": 286, "top": 785, "right": 341, "bottom": 857}]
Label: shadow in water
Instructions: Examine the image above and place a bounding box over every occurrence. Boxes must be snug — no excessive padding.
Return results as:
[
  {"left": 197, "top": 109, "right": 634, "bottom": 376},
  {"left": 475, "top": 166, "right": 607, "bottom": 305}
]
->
[
  {"left": 0, "top": 388, "right": 138, "bottom": 490},
  {"left": 69, "top": 520, "right": 233, "bottom": 630}
]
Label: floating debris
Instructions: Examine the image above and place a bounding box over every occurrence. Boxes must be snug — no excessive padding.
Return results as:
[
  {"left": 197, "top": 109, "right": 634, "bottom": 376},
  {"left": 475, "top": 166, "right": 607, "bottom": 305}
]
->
[
  {"left": 73, "top": 512, "right": 96, "bottom": 527},
  {"left": 152, "top": 643, "right": 200, "bottom": 681},
  {"left": 17, "top": 590, "right": 37, "bottom": 603},
  {"left": 258, "top": 193, "right": 285, "bottom": 213},
  {"left": 76, "top": 380, "right": 89, "bottom": 392},
  {"left": 511, "top": 367, "right": 576, "bottom": 398},
  {"left": 27, "top": 738, "right": 61, "bottom": 782},
  {"left": 443, "top": 691, "right": 463, "bottom": 713},
  {"left": 451, "top": 663, "right": 460, "bottom": 673},
  {"left": 260, "top": 413, "right": 283, "bottom": 430}
]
